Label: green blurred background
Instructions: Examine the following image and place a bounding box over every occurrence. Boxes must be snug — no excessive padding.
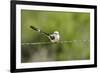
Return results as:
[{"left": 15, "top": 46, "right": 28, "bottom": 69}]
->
[{"left": 21, "top": 10, "right": 90, "bottom": 63}]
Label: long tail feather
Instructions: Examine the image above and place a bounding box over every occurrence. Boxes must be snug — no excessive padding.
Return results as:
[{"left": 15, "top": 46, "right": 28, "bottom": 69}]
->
[
  {"left": 30, "top": 25, "right": 49, "bottom": 36},
  {"left": 30, "top": 25, "right": 39, "bottom": 31}
]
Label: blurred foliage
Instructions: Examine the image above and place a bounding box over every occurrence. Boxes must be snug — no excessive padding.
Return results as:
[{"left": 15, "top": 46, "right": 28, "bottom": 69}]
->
[{"left": 21, "top": 10, "right": 90, "bottom": 63}]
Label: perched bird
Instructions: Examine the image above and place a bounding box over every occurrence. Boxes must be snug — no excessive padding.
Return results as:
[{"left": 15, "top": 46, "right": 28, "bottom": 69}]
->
[{"left": 30, "top": 26, "right": 60, "bottom": 43}]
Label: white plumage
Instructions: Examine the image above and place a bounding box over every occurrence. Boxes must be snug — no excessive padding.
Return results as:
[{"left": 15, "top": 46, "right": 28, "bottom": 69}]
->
[{"left": 48, "top": 31, "right": 60, "bottom": 43}]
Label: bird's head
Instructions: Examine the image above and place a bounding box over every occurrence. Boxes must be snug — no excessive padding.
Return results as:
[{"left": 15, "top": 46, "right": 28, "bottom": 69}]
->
[{"left": 54, "top": 31, "right": 59, "bottom": 34}]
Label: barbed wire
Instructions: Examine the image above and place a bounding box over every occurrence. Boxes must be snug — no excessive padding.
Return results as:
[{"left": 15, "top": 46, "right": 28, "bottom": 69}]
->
[{"left": 21, "top": 40, "right": 90, "bottom": 45}]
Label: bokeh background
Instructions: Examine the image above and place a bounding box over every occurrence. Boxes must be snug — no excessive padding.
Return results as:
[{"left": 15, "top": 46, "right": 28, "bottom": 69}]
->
[{"left": 21, "top": 10, "right": 90, "bottom": 63}]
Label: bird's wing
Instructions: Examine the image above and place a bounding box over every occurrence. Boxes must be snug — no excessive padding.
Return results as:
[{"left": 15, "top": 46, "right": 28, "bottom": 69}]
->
[{"left": 49, "top": 35, "right": 55, "bottom": 40}]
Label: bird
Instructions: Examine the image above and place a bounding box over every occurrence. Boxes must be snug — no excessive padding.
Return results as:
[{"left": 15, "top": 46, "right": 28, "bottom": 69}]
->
[{"left": 30, "top": 25, "right": 60, "bottom": 43}]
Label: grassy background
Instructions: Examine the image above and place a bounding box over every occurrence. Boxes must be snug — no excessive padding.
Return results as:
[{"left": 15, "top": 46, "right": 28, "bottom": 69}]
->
[{"left": 21, "top": 10, "right": 90, "bottom": 63}]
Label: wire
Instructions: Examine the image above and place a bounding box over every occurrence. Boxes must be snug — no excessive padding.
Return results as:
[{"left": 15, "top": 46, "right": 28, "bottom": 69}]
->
[{"left": 21, "top": 40, "right": 90, "bottom": 45}]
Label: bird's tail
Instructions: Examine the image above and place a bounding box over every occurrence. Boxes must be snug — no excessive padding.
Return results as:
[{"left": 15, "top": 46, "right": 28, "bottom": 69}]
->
[
  {"left": 30, "top": 25, "right": 50, "bottom": 36},
  {"left": 30, "top": 25, "right": 39, "bottom": 31}
]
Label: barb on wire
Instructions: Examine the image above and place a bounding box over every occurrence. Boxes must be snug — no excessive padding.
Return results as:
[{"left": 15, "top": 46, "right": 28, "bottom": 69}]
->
[{"left": 21, "top": 40, "right": 90, "bottom": 45}]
